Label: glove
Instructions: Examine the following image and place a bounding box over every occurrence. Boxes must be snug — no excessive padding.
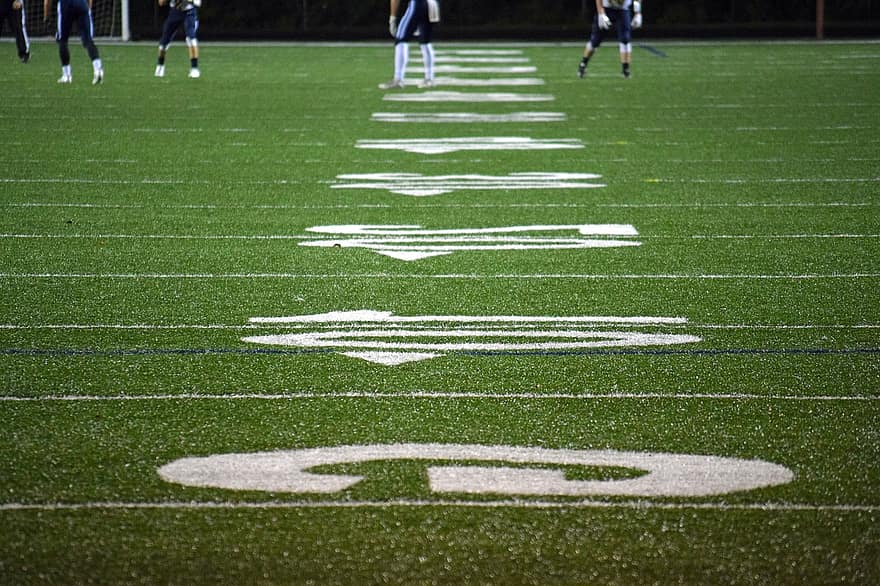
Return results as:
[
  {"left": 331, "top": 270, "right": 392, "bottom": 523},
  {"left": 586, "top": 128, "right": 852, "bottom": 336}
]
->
[
  {"left": 389, "top": 16, "right": 398, "bottom": 37},
  {"left": 193, "top": 0, "right": 201, "bottom": 6},
  {"left": 632, "top": 13, "right": 642, "bottom": 29},
  {"left": 598, "top": 13, "right": 612, "bottom": 30}
]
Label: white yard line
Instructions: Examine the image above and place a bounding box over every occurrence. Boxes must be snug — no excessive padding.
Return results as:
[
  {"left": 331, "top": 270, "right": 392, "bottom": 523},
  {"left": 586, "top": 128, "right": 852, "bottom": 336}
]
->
[
  {"left": 1, "top": 392, "right": 877, "bottom": 402},
  {"left": 0, "top": 500, "right": 877, "bottom": 513},
  {"left": 1, "top": 273, "right": 878, "bottom": 280}
]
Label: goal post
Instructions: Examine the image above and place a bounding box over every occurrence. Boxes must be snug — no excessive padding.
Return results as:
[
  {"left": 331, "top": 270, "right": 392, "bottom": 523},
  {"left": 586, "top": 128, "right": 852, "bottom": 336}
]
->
[{"left": 24, "top": 0, "right": 130, "bottom": 41}]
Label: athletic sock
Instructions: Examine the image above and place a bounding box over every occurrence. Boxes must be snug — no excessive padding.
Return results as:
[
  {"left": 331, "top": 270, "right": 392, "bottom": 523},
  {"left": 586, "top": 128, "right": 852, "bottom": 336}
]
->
[{"left": 191, "top": 58, "right": 198, "bottom": 69}]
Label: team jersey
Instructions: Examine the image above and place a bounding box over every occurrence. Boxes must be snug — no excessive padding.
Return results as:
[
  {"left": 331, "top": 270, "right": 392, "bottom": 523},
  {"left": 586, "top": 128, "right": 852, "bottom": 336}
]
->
[
  {"left": 602, "top": 0, "right": 633, "bottom": 9},
  {"left": 172, "top": 0, "right": 199, "bottom": 10}
]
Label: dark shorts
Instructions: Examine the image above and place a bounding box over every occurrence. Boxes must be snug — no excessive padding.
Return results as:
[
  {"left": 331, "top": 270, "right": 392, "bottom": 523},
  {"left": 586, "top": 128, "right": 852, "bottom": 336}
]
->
[
  {"left": 395, "top": 0, "right": 432, "bottom": 45},
  {"left": 589, "top": 7, "right": 632, "bottom": 47},
  {"left": 159, "top": 7, "right": 199, "bottom": 47}
]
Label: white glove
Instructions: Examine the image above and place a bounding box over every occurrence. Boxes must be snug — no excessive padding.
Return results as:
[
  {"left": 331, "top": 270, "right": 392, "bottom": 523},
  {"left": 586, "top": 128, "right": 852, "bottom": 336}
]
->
[
  {"left": 193, "top": 0, "right": 201, "bottom": 6},
  {"left": 389, "top": 16, "right": 398, "bottom": 37},
  {"left": 598, "top": 13, "right": 612, "bottom": 30},
  {"left": 632, "top": 13, "right": 642, "bottom": 29}
]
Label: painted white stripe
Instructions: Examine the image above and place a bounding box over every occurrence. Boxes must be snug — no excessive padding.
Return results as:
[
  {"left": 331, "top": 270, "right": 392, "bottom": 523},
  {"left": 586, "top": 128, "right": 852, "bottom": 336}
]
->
[
  {"left": 4, "top": 233, "right": 876, "bottom": 241},
  {"left": 355, "top": 137, "right": 584, "bottom": 154},
  {"left": 2, "top": 324, "right": 879, "bottom": 331},
  {"left": 372, "top": 112, "right": 566, "bottom": 123},
  {"left": 436, "top": 50, "right": 524, "bottom": 55},
  {"left": 0, "top": 500, "right": 877, "bottom": 512},
  {"left": 4, "top": 202, "right": 873, "bottom": 210},
  {"left": 1, "top": 392, "right": 877, "bottom": 402},
  {"left": 1, "top": 273, "right": 878, "bottom": 280},
  {"left": 417, "top": 65, "right": 538, "bottom": 73},
  {"left": 383, "top": 92, "right": 555, "bottom": 103},
  {"left": 428, "top": 77, "right": 546, "bottom": 86},
  {"left": 249, "top": 311, "right": 678, "bottom": 325},
  {"left": 646, "top": 177, "right": 880, "bottom": 184},
  {"left": 329, "top": 172, "right": 599, "bottom": 196},
  {"left": 416, "top": 56, "right": 531, "bottom": 63}
]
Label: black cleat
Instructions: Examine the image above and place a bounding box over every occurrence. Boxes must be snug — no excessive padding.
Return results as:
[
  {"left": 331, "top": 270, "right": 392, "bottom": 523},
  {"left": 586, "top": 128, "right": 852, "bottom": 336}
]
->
[
  {"left": 577, "top": 61, "right": 586, "bottom": 78},
  {"left": 20, "top": 52, "right": 30, "bottom": 63}
]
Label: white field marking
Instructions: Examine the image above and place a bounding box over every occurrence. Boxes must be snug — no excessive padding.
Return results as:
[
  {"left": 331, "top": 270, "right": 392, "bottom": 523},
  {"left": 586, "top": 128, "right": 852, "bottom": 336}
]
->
[
  {"left": 299, "top": 225, "right": 640, "bottom": 261},
  {"left": 3, "top": 202, "right": 873, "bottom": 210},
  {"left": 435, "top": 50, "right": 523, "bottom": 55},
  {"left": 371, "top": 112, "right": 566, "bottom": 123},
  {"left": 418, "top": 65, "right": 538, "bottom": 73},
  {"left": 0, "top": 234, "right": 317, "bottom": 240},
  {"left": 2, "top": 501, "right": 878, "bottom": 513},
  {"left": 645, "top": 177, "right": 880, "bottom": 184},
  {"left": 688, "top": 234, "right": 880, "bottom": 240},
  {"left": 414, "top": 56, "right": 531, "bottom": 63},
  {"left": 248, "top": 310, "right": 681, "bottom": 325},
  {"left": 383, "top": 92, "right": 554, "bottom": 103},
  {"left": 242, "top": 311, "right": 698, "bottom": 365},
  {"left": 355, "top": 137, "right": 584, "bottom": 155},
  {"left": 2, "top": 392, "right": 878, "bottom": 402},
  {"left": 158, "top": 444, "right": 792, "bottom": 497},
  {"left": 428, "top": 77, "right": 546, "bottom": 86},
  {"left": 330, "top": 172, "right": 598, "bottom": 196},
  {"left": 2, "top": 273, "right": 880, "bottom": 280},
  {"left": 3, "top": 324, "right": 880, "bottom": 331}
]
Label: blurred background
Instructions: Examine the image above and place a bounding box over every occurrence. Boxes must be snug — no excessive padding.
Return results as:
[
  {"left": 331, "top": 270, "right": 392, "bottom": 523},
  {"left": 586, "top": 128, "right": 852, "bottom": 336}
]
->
[{"left": 20, "top": 0, "right": 880, "bottom": 40}]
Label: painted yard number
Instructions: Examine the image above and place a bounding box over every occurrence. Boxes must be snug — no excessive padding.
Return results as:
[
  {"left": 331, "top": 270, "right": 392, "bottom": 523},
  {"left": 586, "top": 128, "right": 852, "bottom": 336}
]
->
[{"left": 160, "top": 444, "right": 793, "bottom": 497}]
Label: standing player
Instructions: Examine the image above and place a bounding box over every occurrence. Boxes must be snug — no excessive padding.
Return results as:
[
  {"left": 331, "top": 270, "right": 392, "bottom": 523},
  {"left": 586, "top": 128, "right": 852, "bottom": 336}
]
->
[
  {"left": 1, "top": 0, "right": 30, "bottom": 63},
  {"left": 155, "top": 0, "right": 201, "bottom": 79},
  {"left": 578, "top": 0, "right": 643, "bottom": 79},
  {"left": 379, "top": 0, "right": 438, "bottom": 90},
  {"left": 43, "top": 0, "right": 103, "bottom": 84}
]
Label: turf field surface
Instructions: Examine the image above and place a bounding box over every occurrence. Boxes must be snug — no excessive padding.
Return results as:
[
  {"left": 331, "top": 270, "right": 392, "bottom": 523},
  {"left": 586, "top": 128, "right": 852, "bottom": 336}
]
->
[{"left": 1, "top": 41, "right": 879, "bottom": 584}]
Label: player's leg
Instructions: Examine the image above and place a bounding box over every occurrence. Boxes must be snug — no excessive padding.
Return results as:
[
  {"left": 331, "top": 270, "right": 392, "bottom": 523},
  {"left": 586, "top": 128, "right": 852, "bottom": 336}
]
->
[
  {"left": 380, "top": 0, "right": 418, "bottom": 89},
  {"left": 614, "top": 8, "right": 633, "bottom": 78},
  {"left": 156, "top": 11, "right": 182, "bottom": 77},
  {"left": 578, "top": 16, "right": 603, "bottom": 78},
  {"left": 185, "top": 9, "right": 200, "bottom": 78},
  {"left": 55, "top": 2, "right": 73, "bottom": 82},
  {"left": 7, "top": 0, "right": 30, "bottom": 62},
  {"left": 417, "top": 19, "right": 434, "bottom": 88},
  {"left": 73, "top": 2, "right": 102, "bottom": 84}
]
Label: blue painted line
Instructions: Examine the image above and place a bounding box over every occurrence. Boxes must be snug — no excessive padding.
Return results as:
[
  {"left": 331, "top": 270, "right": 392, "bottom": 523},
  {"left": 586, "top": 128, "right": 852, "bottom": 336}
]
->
[
  {"left": 636, "top": 43, "right": 668, "bottom": 58},
  {"left": 2, "top": 348, "right": 879, "bottom": 358}
]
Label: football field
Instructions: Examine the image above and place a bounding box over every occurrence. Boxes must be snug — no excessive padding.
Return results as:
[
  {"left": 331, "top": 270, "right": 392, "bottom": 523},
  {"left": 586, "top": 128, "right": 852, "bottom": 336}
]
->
[{"left": 1, "top": 40, "right": 879, "bottom": 584}]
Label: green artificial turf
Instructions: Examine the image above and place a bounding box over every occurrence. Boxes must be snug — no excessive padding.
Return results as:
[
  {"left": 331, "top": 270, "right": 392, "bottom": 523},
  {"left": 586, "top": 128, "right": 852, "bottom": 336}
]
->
[{"left": 1, "top": 40, "right": 878, "bottom": 584}]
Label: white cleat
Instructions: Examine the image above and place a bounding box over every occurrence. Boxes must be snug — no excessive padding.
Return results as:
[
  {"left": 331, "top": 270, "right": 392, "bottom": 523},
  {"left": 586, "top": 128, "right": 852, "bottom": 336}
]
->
[
  {"left": 57, "top": 74, "right": 72, "bottom": 84},
  {"left": 155, "top": 65, "right": 165, "bottom": 77},
  {"left": 378, "top": 78, "right": 404, "bottom": 90},
  {"left": 417, "top": 78, "right": 435, "bottom": 89},
  {"left": 188, "top": 68, "right": 200, "bottom": 79},
  {"left": 92, "top": 69, "right": 104, "bottom": 85}
]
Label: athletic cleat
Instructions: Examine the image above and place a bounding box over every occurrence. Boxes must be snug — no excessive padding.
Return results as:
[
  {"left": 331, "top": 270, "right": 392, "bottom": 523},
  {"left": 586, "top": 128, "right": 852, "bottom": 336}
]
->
[
  {"left": 20, "top": 52, "right": 30, "bottom": 64},
  {"left": 92, "top": 69, "right": 104, "bottom": 85},
  {"left": 417, "top": 78, "right": 434, "bottom": 89},
  {"left": 623, "top": 70, "right": 631, "bottom": 79},
  {"left": 378, "top": 79, "right": 404, "bottom": 90},
  {"left": 155, "top": 65, "right": 165, "bottom": 77},
  {"left": 188, "top": 68, "right": 201, "bottom": 79},
  {"left": 577, "top": 62, "right": 586, "bottom": 78},
  {"left": 57, "top": 74, "right": 72, "bottom": 84}
]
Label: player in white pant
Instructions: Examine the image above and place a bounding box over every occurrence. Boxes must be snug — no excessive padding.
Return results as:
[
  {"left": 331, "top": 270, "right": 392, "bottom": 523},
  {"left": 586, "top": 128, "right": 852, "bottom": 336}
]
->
[{"left": 379, "top": 0, "right": 439, "bottom": 90}]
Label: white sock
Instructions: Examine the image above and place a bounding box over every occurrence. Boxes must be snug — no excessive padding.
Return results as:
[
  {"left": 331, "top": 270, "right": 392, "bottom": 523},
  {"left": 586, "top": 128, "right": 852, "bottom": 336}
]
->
[
  {"left": 420, "top": 43, "right": 435, "bottom": 80},
  {"left": 92, "top": 58, "right": 103, "bottom": 72},
  {"left": 62, "top": 65, "right": 72, "bottom": 77},
  {"left": 394, "top": 42, "right": 409, "bottom": 82}
]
